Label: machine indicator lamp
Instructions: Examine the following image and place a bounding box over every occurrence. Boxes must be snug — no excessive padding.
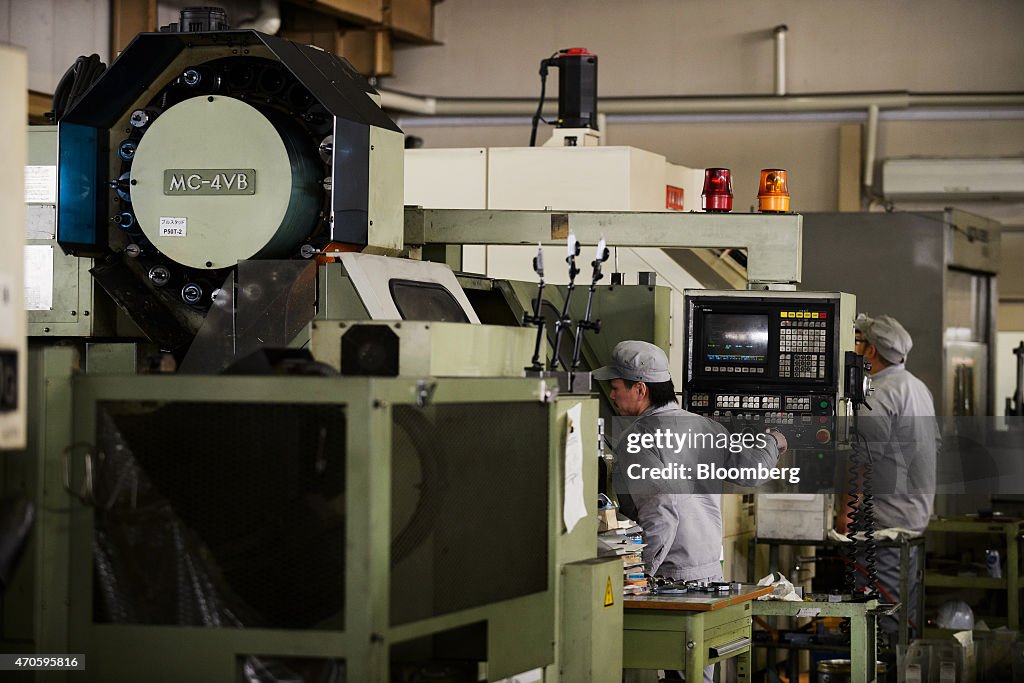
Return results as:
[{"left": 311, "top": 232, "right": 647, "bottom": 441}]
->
[
  {"left": 561, "top": 47, "right": 593, "bottom": 56},
  {"left": 819, "top": 400, "right": 829, "bottom": 409},
  {"left": 701, "top": 168, "right": 733, "bottom": 212},
  {"left": 757, "top": 169, "right": 790, "bottom": 213},
  {"left": 817, "top": 452, "right": 825, "bottom": 460}
]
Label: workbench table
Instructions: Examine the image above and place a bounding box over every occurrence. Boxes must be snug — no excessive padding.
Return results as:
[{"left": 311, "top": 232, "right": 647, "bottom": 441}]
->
[
  {"left": 623, "top": 584, "right": 771, "bottom": 679},
  {"left": 752, "top": 599, "right": 884, "bottom": 683}
]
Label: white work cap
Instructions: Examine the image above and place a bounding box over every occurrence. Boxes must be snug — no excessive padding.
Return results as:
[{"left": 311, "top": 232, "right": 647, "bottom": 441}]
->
[
  {"left": 592, "top": 341, "right": 672, "bottom": 383},
  {"left": 855, "top": 313, "right": 913, "bottom": 365}
]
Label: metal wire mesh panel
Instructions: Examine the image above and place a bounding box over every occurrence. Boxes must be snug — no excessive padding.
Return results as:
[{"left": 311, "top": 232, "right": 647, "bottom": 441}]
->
[
  {"left": 93, "top": 400, "right": 346, "bottom": 630},
  {"left": 390, "top": 402, "right": 550, "bottom": 626}
]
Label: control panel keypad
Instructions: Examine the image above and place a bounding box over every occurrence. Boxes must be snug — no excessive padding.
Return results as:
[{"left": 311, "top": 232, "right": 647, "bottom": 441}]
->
[
  {"left": 713, "top": 394, "right": 781, "bottom": 410},
  {"left": 779, "top": 318, "right": 827, "bottom": 379},
  {"left": 703, "top": 365, "right": 765, "bottom": 374},
  {"left": 690, "top": 393, "right": 710, "bottom": 408},
  {"left": 785, "top": 395, "right": 812, "bottom": 411}
]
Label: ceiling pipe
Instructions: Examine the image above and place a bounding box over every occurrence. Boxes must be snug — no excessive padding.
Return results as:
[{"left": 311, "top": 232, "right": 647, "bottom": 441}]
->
[
  {"left": 864, "top": 103, "right": 880, "bottom": 193},
  {"left": 378, "top": 89, "right": 1024, "bottom": 118},
  {"left": 233, "top": 0, "right": 282, "bottom": 34},
  {"left": 773, "top": 25, "right": 788, "bottom": 97},
  {"left": 380, "top": 89, "right": 438, "bottom": 115}
]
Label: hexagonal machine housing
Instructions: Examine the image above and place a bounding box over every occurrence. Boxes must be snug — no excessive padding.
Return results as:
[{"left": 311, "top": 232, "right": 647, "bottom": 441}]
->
[{"left": 56, "top": 28, "right": 404, "bottom": 349}]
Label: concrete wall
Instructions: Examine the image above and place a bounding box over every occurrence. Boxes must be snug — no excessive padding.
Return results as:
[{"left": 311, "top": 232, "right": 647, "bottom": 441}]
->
[
  {"left": 388, "top": 0, "right": 1024, "bottom": 215},
  {"left": 391, "top": 0, "right": 1024, "bottom": 96},
  {"left": 0, "top": 0, "right": 109, "bottom": 94}
]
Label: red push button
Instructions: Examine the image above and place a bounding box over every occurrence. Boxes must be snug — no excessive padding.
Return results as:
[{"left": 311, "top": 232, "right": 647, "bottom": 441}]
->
[{"left": 815, "top": 429, "right": 831, "bottom": 445}]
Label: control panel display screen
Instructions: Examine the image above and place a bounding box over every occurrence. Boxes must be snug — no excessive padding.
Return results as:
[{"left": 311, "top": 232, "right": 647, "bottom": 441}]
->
[{"left": 703, "top": 313, "right": 768, "bottom": 365}]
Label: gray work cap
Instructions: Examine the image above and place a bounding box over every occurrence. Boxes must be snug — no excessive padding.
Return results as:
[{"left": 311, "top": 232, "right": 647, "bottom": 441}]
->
[
  {"left": 855, "top": 313, "right": 913, "bottom": 365},
  {"left": 592, "top": 341, "right": 672, "bottom": 383}
]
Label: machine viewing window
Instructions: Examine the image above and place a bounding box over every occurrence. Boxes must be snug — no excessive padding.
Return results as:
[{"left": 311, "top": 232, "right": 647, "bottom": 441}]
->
[
  {"left": 703, "top": 313, "right": 768, "bottom": 365},
  {"left": 389, "top": 279, "right": 470, "bottom": 323}
]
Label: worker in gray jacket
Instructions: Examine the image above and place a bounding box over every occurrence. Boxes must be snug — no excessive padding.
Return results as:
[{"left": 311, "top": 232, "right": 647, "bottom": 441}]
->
[
  {"left": 595, "top": 341, "right": 787, "bottom": 681},
  {"left": 595, "top": 340, "right": 788, "bottom": 580},
  {"left": 842, "top": 313, "right": 939, "bottom": 637}
]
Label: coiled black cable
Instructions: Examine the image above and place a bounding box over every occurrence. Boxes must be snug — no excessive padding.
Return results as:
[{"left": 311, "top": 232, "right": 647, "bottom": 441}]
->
[
  {"left": 50, "top": 54, "right": 106, "bottom": 122},
  {"left": 844, "top": 407, "right": 879, "bottom": 599},
  {"left": 857, "top": 428, "right": 879, "bottom": 599},
  {"left": 843, "top": 438, "right": 862, "bottom": 595}
]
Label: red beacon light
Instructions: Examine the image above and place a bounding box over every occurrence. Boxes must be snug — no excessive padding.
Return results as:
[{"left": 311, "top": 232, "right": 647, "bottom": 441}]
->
[
  {"left": 701, "top": 168, "right": 733, "bottom": 212},
  {"left": 757, "top": 168, "right": 790, "bottom": 213}
]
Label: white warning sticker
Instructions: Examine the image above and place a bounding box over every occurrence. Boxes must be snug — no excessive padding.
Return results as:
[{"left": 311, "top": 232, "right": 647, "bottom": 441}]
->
[
  {"left": 24, "top": 165, "right": 57, "bottom": 204},
  {"left": 159, "top": 216, "right": 187, "bottom": 237},
  {"left": 23, "top": 245, "right": 53, "bottom": 311}
]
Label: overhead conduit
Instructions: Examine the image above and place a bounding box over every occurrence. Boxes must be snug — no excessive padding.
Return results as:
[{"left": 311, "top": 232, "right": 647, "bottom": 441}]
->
[{"left": 380, "top": 89, "right": 1024, "bottom": 119}]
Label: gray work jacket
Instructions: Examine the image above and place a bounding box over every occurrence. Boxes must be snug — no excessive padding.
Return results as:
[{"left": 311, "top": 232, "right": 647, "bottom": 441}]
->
[
  {"left": 856, "top": 364, "right": 939, "bottom": 532},
  {"left": 612, "top": 403, "right": 780, "bottom": 581}
]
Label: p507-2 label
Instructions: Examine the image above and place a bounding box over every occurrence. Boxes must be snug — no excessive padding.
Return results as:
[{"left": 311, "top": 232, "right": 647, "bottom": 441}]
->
[{"left": 164, "top": 169, "right": 256, "bottom": 195}]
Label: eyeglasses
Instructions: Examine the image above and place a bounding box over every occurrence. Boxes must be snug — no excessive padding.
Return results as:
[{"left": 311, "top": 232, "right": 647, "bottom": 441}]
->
[{"left": 854, "top": 338, "right": 867, "bottom": 347}]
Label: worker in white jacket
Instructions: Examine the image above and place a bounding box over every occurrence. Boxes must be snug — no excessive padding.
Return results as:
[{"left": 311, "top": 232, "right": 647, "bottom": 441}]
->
[{"left": 842, "top": 313, "right": 939, "bottom": 638}]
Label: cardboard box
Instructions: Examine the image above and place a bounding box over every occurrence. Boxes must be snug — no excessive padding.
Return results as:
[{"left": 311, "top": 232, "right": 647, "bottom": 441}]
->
[
  {"left": 385, "top": 0, "right": 434, "bottom": 43},
  {"left": 280, "top": 29, "right": 392, "bottom": 77},
  {"left": 340, "top": 29, "right": 393, "bottom": 76},
  {"left": 292, "top": 0, "right": 383, "bottom": 25}
]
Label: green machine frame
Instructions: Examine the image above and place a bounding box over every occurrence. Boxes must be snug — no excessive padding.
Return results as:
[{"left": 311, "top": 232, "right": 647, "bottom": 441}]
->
[{"left": 4, "top": 362, "right": 621, "bottom": 682}]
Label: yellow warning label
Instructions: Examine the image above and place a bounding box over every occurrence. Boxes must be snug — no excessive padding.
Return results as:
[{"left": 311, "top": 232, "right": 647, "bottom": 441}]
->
[{"left": 604, "top": 577, "right": 614, "bottom": 607}]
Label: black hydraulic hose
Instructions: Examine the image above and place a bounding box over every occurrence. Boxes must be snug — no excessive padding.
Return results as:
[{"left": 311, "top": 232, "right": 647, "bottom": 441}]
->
[{"left": 51, "top": 54, "right": 106, "bottom": 121}]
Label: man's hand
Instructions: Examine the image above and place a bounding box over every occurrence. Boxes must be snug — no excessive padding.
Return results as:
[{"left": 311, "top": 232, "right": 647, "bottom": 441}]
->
[{"left": 768, "top": 429, "right": 788, "bottom": 455}]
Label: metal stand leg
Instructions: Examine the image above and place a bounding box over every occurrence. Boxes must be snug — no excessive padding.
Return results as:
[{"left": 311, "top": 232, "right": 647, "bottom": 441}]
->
[
  {"left": 1009, "top": 525, "right": 1020, "bottom": 630},
  {"left": 684, "top": 617, "right": 705, "bottom": 683},
  {"left": 736, "top": 649, "right": 751, "bottom": 683},
  {"left": 899, "top": 540, "right": 910, "bottom": 649},
  {"left": 766, "top": 541, "right": 780, "bottom": 676},
  {"left": 918, "top": 538, "right": 926, "bottom": 643},
  {"left": 849, "top": 605, "right": 873, "bottom": 683}
]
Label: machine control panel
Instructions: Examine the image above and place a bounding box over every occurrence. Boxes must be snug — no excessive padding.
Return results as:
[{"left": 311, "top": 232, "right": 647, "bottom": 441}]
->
[
  {"left": 683, "top": 291, "right": 855, "bottom": 487},
  {"left": 688, "top": 391, "right": 835, "bottom": 448}
]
